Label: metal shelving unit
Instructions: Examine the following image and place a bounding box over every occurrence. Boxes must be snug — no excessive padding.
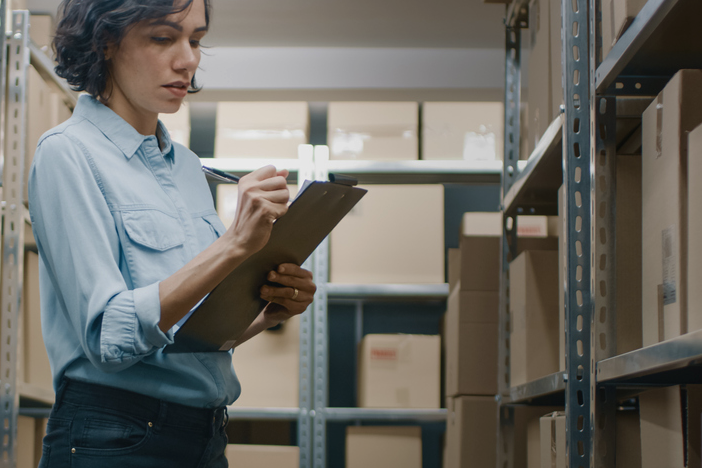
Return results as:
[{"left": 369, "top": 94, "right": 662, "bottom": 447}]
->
[{"left": 499, "top": 0, "right": 702, "bottom": 467}]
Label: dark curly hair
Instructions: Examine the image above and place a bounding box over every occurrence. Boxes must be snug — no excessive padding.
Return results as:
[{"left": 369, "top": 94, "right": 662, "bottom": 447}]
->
[{"left": 53, "top": 0, "right": 211, "bottom": 100}]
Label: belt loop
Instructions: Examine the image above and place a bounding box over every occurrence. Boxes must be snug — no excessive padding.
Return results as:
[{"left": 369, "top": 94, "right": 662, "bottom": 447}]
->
[{"left": 156, "top": 401, "right": 168, "bottom": 432}]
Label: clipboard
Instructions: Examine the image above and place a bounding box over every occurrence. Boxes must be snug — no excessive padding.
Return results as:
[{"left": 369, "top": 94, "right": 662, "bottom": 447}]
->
[{"left": 163, "top": 179, "right": 367, "bottom": 353}]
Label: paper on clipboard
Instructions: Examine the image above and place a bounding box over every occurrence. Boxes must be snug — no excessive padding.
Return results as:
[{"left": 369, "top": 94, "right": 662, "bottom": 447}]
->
[{"left": 163, "top": 179, "right": 367, "bottom": 353}]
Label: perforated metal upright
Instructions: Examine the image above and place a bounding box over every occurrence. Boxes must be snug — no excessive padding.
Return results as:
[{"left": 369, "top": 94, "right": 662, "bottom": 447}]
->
[
  {"left": 1, "top": 10, "right": 29, "bottom": 468},
  {"left": 311, "top": 146, "right": 330, "bottom": 468},
  {"left": 297, "top": 145, "right": 316, "bottom": 468},
  {"left": 497, "top": 18, "right": 524, "bottom": 468}
]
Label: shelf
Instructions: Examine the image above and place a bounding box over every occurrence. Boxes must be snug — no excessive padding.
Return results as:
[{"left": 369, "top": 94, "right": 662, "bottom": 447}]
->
[
  {"left": 596, "top": 329, "right": 702, "bottom": 386},
  {"left": 506, "top": 372, "right": 566, "bottom": 406},
  {"left": 323, "top": 407, "right": 447, "bottom": 422},
  {"left": 29, "top": 41, "right": 77, "bottom": 109},
  {"left": 18, "top": 382, "right": 54, "bottom": 408},
  {"left": 326, "top": 283, "right": 449, "bottom": 302},
  {"left": 596, "top": 0, "right": 702, "bottom": 95},
  {"left": 324, "top": 159, "right": 513, "bottom": 185},
  {"left": 502, "top": 116, "right": 563, "bottom": 216},
  {"left": 226, "top": 407, "right": 301, "bottom": 420},
  {"left": 505, "top": 0, "right": 529, "bottom": 28}
]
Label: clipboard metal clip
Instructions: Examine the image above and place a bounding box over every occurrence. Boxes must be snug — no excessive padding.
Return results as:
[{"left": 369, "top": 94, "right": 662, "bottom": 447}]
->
[{"left": 328, "top": 173, "right": 358, "bottom": 186}]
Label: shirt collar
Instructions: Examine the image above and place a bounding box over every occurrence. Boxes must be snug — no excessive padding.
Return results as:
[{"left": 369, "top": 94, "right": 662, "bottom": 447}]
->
[{"left": 73, "top": 94, "right": 175, "bottom": 161}]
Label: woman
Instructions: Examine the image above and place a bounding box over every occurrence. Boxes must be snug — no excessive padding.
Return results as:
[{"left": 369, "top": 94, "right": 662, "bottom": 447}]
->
[{"left": 27, "top": 0, "right": 316, "bottom": 466}]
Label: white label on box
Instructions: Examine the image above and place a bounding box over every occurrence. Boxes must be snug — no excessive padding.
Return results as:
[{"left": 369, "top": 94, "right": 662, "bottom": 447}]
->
[
  {"left": 463, "top": 130, "right": 497, "bottom": 161},
  {"left": 662, "top": 225, "right": 677, "bottom": 305}
]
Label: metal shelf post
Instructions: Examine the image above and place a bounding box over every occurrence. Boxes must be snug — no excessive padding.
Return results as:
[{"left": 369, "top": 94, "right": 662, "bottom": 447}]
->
[
  {"left": 311, "top": 146, "right": 330, "bottom": 468},
  {"left": 297, "top": 145, "right": 315, "bottom": 467},
  {"left": 498, "top": 23, "right": 522, "bottom": 468},
  {"left": 561, "top": 0, "right": 594, "bottom": 465},
  {"left": 1, "top": 10, "right": 29, "bottom": 468}
]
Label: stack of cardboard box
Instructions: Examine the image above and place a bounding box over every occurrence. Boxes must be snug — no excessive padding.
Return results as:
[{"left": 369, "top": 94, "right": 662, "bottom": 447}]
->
[
  {"left": 225, "top": 444, "right": 300, "bottom": 468},
  {"left": 327, "top": 102, "right": 418, "bottom": 160},
  {"left": 346, "top": 426, "right": 422, "bottom": 468}
]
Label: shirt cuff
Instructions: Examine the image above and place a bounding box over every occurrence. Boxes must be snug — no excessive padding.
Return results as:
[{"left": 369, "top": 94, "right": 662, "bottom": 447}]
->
[{"left": 134, "top": 282, "right": 174, "bottom": 348}]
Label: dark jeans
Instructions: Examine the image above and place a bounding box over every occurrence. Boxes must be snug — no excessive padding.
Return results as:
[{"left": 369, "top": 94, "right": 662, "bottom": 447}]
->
[{"left": 39, "top": 379, "right": 229, "bottom": 468}]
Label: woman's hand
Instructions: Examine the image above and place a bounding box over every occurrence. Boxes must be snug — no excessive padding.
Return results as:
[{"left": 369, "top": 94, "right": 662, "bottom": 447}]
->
[
  {"left": 225, "top": 165, "right": 289, "bottom": 257},
  {"left": 259, "top": 263, "right": 316, "bottom": 326}
]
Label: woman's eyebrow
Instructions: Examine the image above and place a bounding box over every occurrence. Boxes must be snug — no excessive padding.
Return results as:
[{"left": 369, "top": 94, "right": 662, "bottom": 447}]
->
[{"left": 149, "top": 19, "right": 208, "bottom": 33}]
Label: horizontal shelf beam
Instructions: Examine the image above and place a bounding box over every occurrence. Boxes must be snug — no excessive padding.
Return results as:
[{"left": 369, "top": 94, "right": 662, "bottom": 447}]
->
[
  {"left": 226, "top": 407, "right": 302, "bottom": 420},
  {"left": 323, "top": 407, "right": 447, "bottom": 422},
  {"left": 18, "top": 383, "right": 54, "bottom": 408},
  {"left": 505, "top": 372, "right": 566, "bottom": 405},
  {"left": 596, "top": 329, "right": 702, "bottom": 385},
  {"left": 502, "top": 116, "right": 563, "bottom": 216},
  {"left": 326, "top": 283, "right": 449, "bottom": 302},
  {"left": 29, "top": 41, "right": 77, "bottom": 109}
]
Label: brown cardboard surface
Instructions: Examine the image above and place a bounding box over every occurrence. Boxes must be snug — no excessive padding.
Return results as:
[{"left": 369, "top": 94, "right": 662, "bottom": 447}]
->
[
  {"left": 616, "top": 409, "right": 642, "bottom": 468},
  {"left": 602, "top": 0, "right": 649, "bottom": 58},
  {"left": 346, "top": 426, "right": 422, "bottom": 468},
  {"left": 539, "top": 412, "right": 566, "bottom": 468},
  {"left": 639, "top": 386, "right": 684, "bottom": 468},
  {"left": 527, "top": 0, "right": 553, "bottom": 155},
  {"left": 330, "top": 185, "right": 444, "bottom": 284},
  {"left": 328, "top": 102, "right": 418, "bottom": 160},
  {"left": 444, "top": 396, "right": 497, "bottom": 468},
  {"left": 509, "top": 251, "right": 560, "bottom": 387},
  {"left": 549, "top": 0, "right": 563, "bottom": 119},
  {"left": 422, "top": 102, "right": 503, "bottom": 161},
  {"left": 642, "top": 70, "right": 702, "bottom": 346},
  {"left": 527, "top": 417, "right": 541, "bottom": 468},
  {"left": 513, "top": 406, "right": 563, "bottom": 468},
  {"left": 214, "top": 102, "right": 309, "bottom": 159},
  {"left": 230, "top": 316, "right": 299, "bottom": 408},
  {"left": 616, "top": 155, "right": 643, "bottom": 354},
  {"left": 30, "top": 14, "right": 53, "bottom": 49},
  {"left": 688, "top": 125, "right": 702, "bottom": 334},
  {"left": 448, "top": 248, "right": 461, "bottom": 291},
  {"left": 358, "top": 334, "right": 440, "bottom": 408},
  {"left": 225, "top": 444, "right": 299, "bottom": 468},
  {"left": 23, "top": 251, "right": 53, "bottom": 392},
  {"left": 445, "top": 288, "right": 498, "bottom": 396}
]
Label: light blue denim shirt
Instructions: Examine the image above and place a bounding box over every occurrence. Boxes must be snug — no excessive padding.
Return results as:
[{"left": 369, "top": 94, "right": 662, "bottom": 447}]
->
[{"left": 27, "top": 95, "right": 241, "bottom": 408}]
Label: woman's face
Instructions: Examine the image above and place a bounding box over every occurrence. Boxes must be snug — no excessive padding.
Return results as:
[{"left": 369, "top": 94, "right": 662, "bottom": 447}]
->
[{"left": 105, "top": 0, "right": 207, "bottom": 131}]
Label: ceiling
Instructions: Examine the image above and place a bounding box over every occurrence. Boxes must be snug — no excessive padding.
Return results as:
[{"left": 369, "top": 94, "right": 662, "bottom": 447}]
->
[{"left": 27, "top": 0, "right": 507, "bottom": 49}]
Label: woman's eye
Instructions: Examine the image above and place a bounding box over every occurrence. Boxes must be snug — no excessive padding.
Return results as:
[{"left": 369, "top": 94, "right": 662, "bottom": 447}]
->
[
  {"left": 190, "top": 40, "right": 201, "bottom": 48},
  {"left": 151, "top": 37, "right": 171, "bottom": 43}
]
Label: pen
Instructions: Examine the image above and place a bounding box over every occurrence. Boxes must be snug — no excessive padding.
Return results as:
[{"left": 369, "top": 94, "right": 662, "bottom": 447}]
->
[{"left": 201, "top": 165, "right": 240, "bottom": 183}]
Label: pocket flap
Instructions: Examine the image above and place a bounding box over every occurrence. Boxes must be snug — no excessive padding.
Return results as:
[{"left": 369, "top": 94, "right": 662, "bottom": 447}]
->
[{"left": 122, "top": 210, "right": 185, "bottom": 251}]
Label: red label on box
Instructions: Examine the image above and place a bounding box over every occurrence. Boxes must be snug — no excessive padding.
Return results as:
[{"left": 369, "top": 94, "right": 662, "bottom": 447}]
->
[{"left": 370, "top": 347, "right": 398, "bottom": 361}]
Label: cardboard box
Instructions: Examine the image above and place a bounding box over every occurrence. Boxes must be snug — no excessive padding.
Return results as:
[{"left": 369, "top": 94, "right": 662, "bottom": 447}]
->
[
  {"left": 444, "top": 396, "right": 497, "bottom": 468},
  {"left": 527, "top": 417, "right": 541, "bottom": 468},
  {"left": 422, "top": 102, "right": 503, "bottom": 161},
  {"left": 527, "top": 0, "right": 553, "bottom": 156},
  {"left": 214, "top": 102, "right": 308, "bottom": 159},
  {"left": 642, "top": 70, "right": 702, "bottom": 346},
  {"left": 549, "top": 0, "right": 563, "bottom": 119},
  {"left": 601, "top": 0, "right": 648, "bottom": 58},
  {"left": 539, "top": 412, "right": 566, "bottom": 468},
  {"left": 159, "top": 102, "right": 190, "bottom": 148},
  {"left": 18, "top": 416, "right": 46, "bottom": 468},
  {"left": 616, "top": 408, "right": 642, "bottom": 468},
  {"left": 509, "top": 250, "right": 559, "bottom": 387},
  {"left": 346, "top": 426, "right": 422, "bottom": 468},
  {"left": 330, "top": 185, "right": 444, "bottom": 284},
  {"left": 23, "top": 251, "right": 53, "bottom": 392},
  {"left": 458, "top": 212, "right": 558, "bottom": 292},
  {"left": 225, "top": 444, "right": 299, "bottom": 468},
  {"left": 30, "top": 14, "right": 53, "bottom": 50},
  {"left": 231, "top": 316, "right": 299, "bottom": 408},
  {"left": 616, "top": 155, "right": 642, "bottom": 354},
  {"left": 688, "top": 124, "right": 702, "bottom": 335},
  {"left": 444, "top": 287, "right": 498, "bottom": 396},
  {"left": 328, "top": 102, "right": 418, "bottom": 160},
  {"left": 513, "top": 406, "right": 564, "bottom": 468},
  {"left": 358, "top": 334, "right": 440, "bottom": 408},
  {"left": 639, "top": 386, "right": 684, "bottom": 468}
]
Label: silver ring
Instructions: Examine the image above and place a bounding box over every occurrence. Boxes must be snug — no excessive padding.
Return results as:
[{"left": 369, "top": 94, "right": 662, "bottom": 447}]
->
[{"left": 292, "top": 288, "right": 299, "bottom": 300}]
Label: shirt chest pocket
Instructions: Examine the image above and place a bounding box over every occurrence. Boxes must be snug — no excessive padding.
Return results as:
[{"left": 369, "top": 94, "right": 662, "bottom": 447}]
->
[{"left": 120, "top": 209, "right": 186, "bottom": 288}]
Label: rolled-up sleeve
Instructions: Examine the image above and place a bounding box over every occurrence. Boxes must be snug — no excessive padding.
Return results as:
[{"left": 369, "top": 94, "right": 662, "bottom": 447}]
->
[{"left": 28, "top": 133, "right": 173, "bottom": 373}]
